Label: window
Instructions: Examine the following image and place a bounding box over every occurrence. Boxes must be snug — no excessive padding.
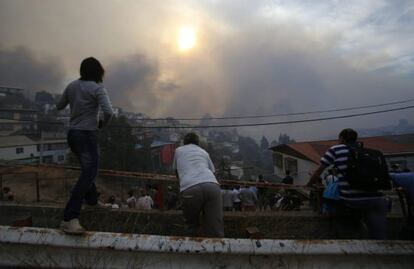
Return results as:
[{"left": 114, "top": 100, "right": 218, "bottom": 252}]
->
[
  {"left": 58, "top": 155, "right": 65, "bottom": 162},
  {"left": 284, "top": 157, "right": 298, "bottom": 176},
  {"left": 16, "top": 147, "right": 24, "bottom": 154},
  {"left": 0, "top": 111, "right": 14, "bottom": 120},
  {"left": 273, "top": 153, "right": 283, "bottom": 169}
]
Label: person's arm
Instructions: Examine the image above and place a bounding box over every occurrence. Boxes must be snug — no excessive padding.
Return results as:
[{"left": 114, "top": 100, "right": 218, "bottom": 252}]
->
[
  {"left": 306, "top": 164, "right": 326, "bottom": 187},
  {"left": 207, "top": 154, "right": 215, "bottom": 173},
  {"left": 56, "top": 88, "right": 69, "bottom": 110},
  {"left": 306, "top": 146, "right": 336, "bottom": 187},
  {"left": 96, "top": 87, "right": 114, "bottom": 128}
]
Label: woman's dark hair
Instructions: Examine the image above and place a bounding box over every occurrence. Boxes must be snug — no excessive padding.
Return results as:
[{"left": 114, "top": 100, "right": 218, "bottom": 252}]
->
[
  {"left": 80, "top": 57, "right": 105, "bottom": 83},
  {"left": 184, "top": 132, "right": 199, "bottom": 145},
  {"left": 339, "top": 128, "right": 358, "bottom": 144}
]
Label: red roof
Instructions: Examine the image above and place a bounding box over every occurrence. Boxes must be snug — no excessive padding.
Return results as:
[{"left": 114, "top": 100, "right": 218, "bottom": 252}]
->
[{"left": 270, "top": 134, "right": 414, "bottom": 164}]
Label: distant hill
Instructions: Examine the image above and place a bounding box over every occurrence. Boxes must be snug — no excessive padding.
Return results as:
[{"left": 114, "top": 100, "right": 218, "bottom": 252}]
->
[{"left": 357, "top": 119, "right": 414, "bottom": 137}]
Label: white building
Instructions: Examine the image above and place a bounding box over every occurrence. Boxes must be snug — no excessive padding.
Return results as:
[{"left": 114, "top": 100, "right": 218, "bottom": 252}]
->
[
  {"left": 269, "top": 134, "right": 414, "bottom": 185},
  {"left": 0, "top": 135, "right": 69, "bottom": 164}
]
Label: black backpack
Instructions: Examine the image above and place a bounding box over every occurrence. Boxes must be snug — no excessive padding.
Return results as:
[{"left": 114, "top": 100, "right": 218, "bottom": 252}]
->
[{"left": 344, "top": 142, "right": 392, "bottom": 191}]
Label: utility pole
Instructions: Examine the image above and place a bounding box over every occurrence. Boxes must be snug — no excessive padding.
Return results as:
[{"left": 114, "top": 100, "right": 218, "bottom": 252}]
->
[{"left": 39, "top": 131, "right": 43, "bottom": 164}]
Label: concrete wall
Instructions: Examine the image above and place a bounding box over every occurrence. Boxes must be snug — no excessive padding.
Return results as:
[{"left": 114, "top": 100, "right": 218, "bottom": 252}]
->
[{"left": 0, "top": 203, "right": 406, "bottom": 240}]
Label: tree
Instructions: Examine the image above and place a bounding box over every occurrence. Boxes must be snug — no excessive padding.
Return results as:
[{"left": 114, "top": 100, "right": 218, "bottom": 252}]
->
[
  {"left": 98, "top": 116, "right": 141, "bottom": 171},
  {"left": 260, "top": 136, "right": 269, "bottom": 150},
  {"left": 35, "top": 91, "right": 55, "bottom": 105},
  {"left": 278, "top": 133, "right": 295, "bottom": 144},
  {"left": 238, "top": 136, "right": 262, "bottom": 170}
]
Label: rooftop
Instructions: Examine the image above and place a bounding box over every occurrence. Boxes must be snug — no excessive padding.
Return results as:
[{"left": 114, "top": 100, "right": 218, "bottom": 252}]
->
[{"left": 269, "top": 133, "right": 414, "bottom": 163}]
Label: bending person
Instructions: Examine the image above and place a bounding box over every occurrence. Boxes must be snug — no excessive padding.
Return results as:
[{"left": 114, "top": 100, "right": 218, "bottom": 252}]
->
[{"left": 173, "top": 133, "right": 224, "bottom": 237}]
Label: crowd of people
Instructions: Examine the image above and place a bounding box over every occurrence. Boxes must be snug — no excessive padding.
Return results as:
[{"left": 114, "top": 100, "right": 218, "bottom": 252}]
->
[
  {"left": 55, "top": 57, "right": 413, "bottom": 240},
  {"left": 98, "top": 185, "right": 179, "bottom": 211},
  {"left": 220, "top": 182, "right": 302, "bottom": 213}
]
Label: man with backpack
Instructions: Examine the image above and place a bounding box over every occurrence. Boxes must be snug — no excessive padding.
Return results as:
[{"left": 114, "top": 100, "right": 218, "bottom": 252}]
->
[{"left": 306, "top": 128, "right": 390, "bottom": 239}]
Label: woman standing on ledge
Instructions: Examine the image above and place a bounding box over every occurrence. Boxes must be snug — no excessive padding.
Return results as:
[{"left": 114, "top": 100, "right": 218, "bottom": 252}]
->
[{"left": 56, "top": 57, "right": 114, "bottom": 234}]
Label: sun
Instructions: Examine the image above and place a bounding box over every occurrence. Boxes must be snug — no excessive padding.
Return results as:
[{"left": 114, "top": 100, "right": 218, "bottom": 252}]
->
[{"left": 177, "top": 26, "right": 197, "bottom": 52}]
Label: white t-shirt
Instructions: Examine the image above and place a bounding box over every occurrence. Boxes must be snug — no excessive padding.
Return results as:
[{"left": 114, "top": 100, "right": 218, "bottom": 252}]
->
[
  {"left": 173, "top": 144, "right": 218, "bottom": 192},
  {"left": 136, "top": 195, "right": 153, "bottom": 210},
  {"left": 126, "top": 196, "right": 137, "bottom": 208},
  {"left": 232, "top": 189, "right": 241, "bottom": 203}
]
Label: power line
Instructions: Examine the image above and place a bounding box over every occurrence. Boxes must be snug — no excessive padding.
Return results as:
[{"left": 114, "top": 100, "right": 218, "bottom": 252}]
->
[
  {"left": 3, "top": 104, "right": 414, "bottom": 129},
  {"left": 118, "top": 104, "right": 414, "bottom": 129},
  {"left": 145, "top": 97, "right": 414, "bottom": 121}
]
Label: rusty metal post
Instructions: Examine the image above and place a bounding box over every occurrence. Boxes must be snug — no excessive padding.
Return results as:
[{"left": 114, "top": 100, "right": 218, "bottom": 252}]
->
[{"left": 35, "top": 173, "right": 40, "bottom": 202}]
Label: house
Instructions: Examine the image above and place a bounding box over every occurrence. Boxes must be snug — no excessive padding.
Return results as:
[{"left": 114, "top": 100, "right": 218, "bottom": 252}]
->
[
  {"left": 135, "top": 140, "right": 176, "bottom": 170},
  {"left": 0, "top": 86, "right": 25, "bottom": 97},
  {"left": 0, "top": 108, "right": 39, "bottom": 136},
  {"left": 0, "top": 86, "right": 39, "bottom": 136},
  {"left": 0, "top": 135, "right": 69, "bottom": 164},
  {"left": 269, "top": 134, "right": 414, "bottom": 185}
]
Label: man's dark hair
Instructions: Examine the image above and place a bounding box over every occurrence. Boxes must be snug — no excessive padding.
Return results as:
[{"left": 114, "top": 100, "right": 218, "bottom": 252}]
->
[
  {"left": 128, "top": 190, "right": 134, "bottom": 197},
  {"left": 184, "top": 132, "right": 199, "bottom": 145},
  {"left": 80, "top": 57, "right": 105, "bottom": 83},
  {"left": 339, "top": 128, "right": 358, "bottom": 144}
]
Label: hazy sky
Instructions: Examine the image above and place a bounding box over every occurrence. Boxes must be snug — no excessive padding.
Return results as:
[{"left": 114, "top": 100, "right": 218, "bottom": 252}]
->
[{"left": 0, "top": 0, "right": 413, "bottom": 141}]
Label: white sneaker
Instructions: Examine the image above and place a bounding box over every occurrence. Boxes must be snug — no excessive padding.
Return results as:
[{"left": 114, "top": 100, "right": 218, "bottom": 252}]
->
[{"left": 60, "top": 219, "right": 85, "bottom": 235}]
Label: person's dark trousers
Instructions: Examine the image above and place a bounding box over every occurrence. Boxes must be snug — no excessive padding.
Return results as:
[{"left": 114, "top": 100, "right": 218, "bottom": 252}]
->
[
  {"left": 181, "top": 182, "right": 224, "bottom": 237},
  {"left": 344, "top": 198, "right": 388, "bottom": 240},
  {"left": 63, "top": 130, "right": 99, "bottom": 221}
]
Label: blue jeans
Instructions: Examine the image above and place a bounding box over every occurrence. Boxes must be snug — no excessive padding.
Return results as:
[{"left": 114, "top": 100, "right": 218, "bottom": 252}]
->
[{"left": 63, "top": 130, "right": 99, "bottom": 221}]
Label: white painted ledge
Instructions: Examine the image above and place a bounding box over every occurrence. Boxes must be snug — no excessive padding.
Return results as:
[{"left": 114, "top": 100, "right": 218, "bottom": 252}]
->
[{"left": 1, "top": 226, "right": 413, "bottom": 268}]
